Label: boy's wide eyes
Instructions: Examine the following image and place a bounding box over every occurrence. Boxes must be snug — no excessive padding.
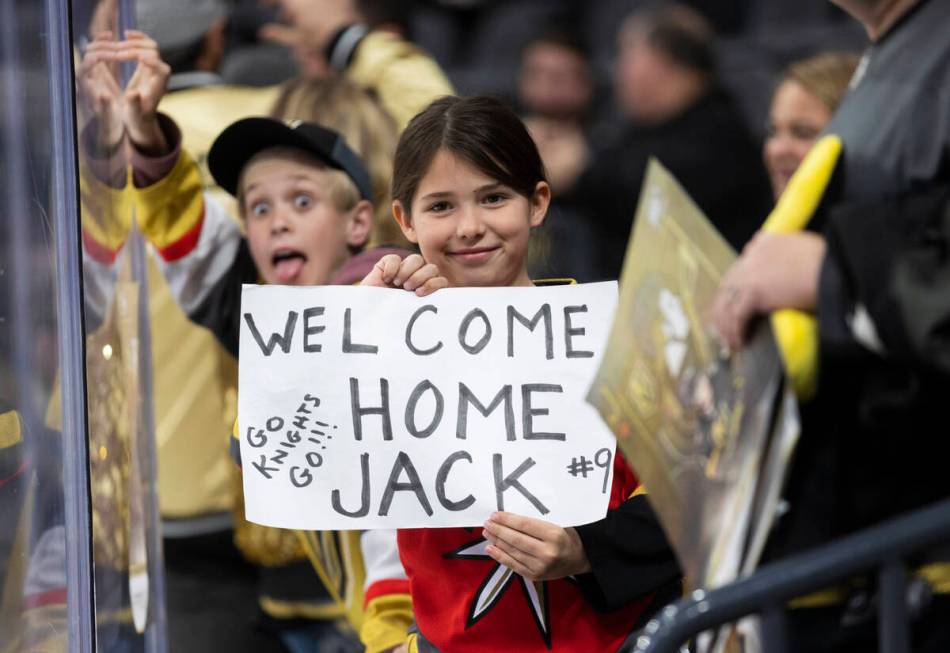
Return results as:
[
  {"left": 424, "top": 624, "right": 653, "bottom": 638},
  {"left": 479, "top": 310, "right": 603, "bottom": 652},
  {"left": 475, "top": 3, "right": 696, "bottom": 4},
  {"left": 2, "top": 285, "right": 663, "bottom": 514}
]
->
[
  {"left": 245, "top": 193, "right": 313, "bottom": 217},
  {"left": 249, "top": 201, "right": 270, "bottom": 217}
]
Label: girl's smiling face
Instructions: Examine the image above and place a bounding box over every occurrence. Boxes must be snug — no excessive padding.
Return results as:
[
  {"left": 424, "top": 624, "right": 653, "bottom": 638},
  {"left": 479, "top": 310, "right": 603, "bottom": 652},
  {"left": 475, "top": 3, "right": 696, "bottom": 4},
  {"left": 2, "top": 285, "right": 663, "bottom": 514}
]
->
[{"left": 393, "top": 149, "right": 550, "bottom": 288}]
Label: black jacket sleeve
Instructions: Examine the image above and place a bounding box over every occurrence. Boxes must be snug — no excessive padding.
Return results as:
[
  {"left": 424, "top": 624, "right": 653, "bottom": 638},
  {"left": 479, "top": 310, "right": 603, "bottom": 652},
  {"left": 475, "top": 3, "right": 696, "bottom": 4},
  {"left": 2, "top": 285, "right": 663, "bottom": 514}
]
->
[
  {"left": 573, "top": 494, "right": 682, "bottom": 612},
  {"left": 187, "top": 238, "right": 259, "bottom": 359},
  {"left": 819, "top": 183, "right": 950, "bottom": 373}
]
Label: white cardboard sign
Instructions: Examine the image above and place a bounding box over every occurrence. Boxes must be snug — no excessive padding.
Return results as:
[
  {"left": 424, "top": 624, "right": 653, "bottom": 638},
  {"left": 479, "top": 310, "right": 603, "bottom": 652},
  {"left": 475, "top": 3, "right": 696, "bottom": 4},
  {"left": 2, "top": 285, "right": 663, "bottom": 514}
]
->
[{"left": 238, "top": 281, "right": 619, "bottom": 530}]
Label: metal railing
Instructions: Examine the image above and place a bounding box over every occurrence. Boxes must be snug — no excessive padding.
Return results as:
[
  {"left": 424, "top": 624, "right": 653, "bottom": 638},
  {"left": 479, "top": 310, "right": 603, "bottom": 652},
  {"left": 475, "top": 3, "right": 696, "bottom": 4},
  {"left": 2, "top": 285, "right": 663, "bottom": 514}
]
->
[{"left": 625, "top": 498, "right": 950, "bottom": 653}]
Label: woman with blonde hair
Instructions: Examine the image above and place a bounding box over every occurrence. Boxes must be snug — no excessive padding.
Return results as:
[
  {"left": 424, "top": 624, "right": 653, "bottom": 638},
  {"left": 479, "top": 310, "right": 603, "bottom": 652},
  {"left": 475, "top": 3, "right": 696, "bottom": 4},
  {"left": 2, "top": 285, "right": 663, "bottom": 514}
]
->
[{"left": 763, "top": 52, "right": 860, "bottom": 199}]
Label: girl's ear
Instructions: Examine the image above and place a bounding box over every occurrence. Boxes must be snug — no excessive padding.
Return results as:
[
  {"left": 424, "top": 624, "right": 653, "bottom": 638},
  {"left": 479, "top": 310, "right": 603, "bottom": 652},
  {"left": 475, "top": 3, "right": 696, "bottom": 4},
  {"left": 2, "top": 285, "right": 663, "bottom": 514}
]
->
[
  {"left": 346, "top": 199, "right": 374, "bottom": 249},
  {"left": 528, "top": 181, "right": 552, "bottom": 228},
  {"left": 392, "top": 200, "right": 418, "bottom": 244}
]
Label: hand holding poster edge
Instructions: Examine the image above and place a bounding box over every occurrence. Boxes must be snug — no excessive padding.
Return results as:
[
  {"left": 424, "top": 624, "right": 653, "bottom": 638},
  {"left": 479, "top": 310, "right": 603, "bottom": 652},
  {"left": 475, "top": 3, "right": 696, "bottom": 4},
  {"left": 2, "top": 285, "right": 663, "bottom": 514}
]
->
[{"left": 237, "top": 281, "right": 620, "bottom": 531}]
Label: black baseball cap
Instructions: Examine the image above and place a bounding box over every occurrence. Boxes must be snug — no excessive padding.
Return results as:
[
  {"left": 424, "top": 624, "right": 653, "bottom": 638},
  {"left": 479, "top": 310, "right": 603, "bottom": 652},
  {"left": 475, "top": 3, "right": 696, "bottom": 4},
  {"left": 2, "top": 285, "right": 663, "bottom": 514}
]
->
[{"left": 208, "top": 117, "right": 374, "bottom": 201}]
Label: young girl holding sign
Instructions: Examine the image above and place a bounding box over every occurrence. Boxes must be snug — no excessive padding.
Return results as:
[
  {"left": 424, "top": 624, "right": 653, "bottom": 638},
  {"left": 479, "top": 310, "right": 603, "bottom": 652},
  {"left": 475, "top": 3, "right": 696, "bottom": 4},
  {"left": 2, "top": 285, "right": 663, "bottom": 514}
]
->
[{"left": 362, "top": 96, "right": 681, "bottom": 653}]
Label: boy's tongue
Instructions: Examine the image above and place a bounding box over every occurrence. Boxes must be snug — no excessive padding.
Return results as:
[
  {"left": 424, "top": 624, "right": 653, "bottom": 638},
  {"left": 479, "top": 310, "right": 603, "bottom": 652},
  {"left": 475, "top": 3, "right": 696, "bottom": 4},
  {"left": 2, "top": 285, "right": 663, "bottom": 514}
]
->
[{"left": 275, "top": 256, "right": 305, "bottom": 283}]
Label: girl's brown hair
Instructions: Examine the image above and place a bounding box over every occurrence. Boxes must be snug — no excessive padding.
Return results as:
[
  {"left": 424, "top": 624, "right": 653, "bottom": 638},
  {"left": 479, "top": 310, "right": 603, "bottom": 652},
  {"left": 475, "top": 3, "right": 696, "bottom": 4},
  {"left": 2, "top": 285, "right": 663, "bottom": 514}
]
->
[{"left": 392, "top": 95, "right": 547, "bottom": 212}]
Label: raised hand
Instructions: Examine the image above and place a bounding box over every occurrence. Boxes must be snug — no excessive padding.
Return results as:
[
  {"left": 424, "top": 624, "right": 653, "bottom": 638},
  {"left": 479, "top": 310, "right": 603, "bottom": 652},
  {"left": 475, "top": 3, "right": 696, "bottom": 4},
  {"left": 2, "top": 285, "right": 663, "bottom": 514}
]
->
[
  {"left": 117, "top": 30, "right": 171, "bottom": 153},
  {"left": 482, "top": 512, "right": 591, "bottom": 581},
  {"left": 77, "top": 30, "right": 172, "bottom": 155},
  {"left": 77, "top": 31, "right": 124, "bottom": 153},
  {"left": 360, "top": 253, "right": 449, "bottom": 296}
]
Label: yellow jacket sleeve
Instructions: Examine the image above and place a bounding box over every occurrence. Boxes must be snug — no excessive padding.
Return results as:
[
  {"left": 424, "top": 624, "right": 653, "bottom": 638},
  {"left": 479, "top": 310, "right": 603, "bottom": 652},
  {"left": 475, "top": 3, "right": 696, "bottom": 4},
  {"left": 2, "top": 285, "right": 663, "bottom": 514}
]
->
[
  {"left": 361, "top": 591, "right": 414, "bottom": 653},
  {"left": 132, "top": 148, "right": 206, "bottom": 258},
  {"left": 346, "top": 31, "right": 455, "bottom": 131},
  {"left": 79, "top": 158, "right": 133, "bottom": 261}
]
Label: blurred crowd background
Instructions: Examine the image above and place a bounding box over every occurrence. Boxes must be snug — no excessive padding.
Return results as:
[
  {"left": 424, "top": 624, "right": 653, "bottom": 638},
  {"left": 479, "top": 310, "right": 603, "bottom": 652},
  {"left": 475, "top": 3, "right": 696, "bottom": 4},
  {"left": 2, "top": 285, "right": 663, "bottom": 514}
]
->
[{"left": 123, "top": 0, "right": 868, "bottom": 282}]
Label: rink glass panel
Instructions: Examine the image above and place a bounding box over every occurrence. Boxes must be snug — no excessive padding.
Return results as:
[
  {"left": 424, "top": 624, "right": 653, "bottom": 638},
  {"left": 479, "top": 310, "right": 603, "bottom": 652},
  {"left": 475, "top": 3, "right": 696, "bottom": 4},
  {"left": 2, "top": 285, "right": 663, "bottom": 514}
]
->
[{"left": 0, "top": 0, "right": 166, "bottom": 650}]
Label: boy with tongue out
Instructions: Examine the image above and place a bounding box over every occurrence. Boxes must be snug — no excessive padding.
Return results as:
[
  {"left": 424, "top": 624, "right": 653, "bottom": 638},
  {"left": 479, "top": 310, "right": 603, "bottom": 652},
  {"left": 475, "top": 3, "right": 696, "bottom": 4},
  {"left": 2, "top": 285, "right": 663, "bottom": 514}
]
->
[
  {"left": 216, "top": 117, "right": 446, "bottom": 294},
  {"left": 143, "top": 116, "right": 445, "bottom": 357},
  {"left": 135, "top": 116, "right": 444, "bottom": 653}
]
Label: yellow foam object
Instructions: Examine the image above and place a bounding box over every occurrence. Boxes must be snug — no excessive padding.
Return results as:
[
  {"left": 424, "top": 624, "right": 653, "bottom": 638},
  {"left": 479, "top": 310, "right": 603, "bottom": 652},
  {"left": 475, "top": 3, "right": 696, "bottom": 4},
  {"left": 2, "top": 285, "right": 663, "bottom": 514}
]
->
[{"left": 761, "top": 135, "right": 842, "bottom": 400}]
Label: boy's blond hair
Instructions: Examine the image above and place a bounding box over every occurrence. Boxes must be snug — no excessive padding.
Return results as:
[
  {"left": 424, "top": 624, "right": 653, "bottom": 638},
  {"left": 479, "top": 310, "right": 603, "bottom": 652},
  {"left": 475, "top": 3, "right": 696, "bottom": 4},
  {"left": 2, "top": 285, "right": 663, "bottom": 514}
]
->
[{"left": 270, "top": 77, "right": 407, "bottom": 248}]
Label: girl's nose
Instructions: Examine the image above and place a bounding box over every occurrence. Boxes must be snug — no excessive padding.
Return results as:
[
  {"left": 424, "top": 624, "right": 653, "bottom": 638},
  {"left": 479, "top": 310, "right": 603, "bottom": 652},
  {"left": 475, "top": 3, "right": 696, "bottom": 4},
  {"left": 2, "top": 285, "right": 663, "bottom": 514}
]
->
[{"left": 456, "top": 205, "right": 485, "bottom": 239}]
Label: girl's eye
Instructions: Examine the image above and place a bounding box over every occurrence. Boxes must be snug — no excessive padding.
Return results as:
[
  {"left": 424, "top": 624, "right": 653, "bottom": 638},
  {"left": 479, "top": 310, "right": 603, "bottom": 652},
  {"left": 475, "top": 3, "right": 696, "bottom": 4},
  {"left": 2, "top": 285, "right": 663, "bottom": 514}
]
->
[
  {"left": 249, "top": 201, "right": 270, "bottom": 217},
  {"left": 294, "top": 194, "right": 313, "bottom": 210},
  {"left": 482, "top": 192, "right": 508, "bottom": 205},
  {"left": 428, "top": 201, "right": 451, "bottom": 213}
]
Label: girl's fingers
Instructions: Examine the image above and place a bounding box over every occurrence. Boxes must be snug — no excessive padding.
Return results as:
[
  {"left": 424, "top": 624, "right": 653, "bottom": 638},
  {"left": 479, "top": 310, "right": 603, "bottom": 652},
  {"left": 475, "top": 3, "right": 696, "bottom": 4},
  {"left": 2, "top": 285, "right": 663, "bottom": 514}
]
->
[
  {"left": 488, "top": 512, "right": 553, "bottom": 539},
  {"left": 361, "top": 255, "right": 399, "bottom": 287},
  {"left": 403, "top": 263, "right": 440, "bottom": 292},
  {"left": 415, "top": 276, "right": 448, "bottom": 297},
  {"left": 381, "top": 254, "right": 404, "bottom": 285},
  {"left": 362, "top": 255, "right": 444, "bottom": 293},
  {"left": 482, "top": 520, "right": 544, "bottom": 558},
  {"left": 393, "top": 254, "right": 425, "bottom": 287},
  {"left": 484, "top": 542, "right": 537, "bottom": 580}
]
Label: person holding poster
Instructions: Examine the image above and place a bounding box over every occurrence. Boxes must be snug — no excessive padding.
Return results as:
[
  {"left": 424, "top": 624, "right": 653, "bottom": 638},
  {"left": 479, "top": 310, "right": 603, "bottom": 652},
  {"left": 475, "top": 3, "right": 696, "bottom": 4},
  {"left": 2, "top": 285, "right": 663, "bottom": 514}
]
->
[
  {"left": 713, "top": 0, "right": 950, "bottom": 648},
  {"left": 359, "top": 95, "right": 681, "bottom": 653}
]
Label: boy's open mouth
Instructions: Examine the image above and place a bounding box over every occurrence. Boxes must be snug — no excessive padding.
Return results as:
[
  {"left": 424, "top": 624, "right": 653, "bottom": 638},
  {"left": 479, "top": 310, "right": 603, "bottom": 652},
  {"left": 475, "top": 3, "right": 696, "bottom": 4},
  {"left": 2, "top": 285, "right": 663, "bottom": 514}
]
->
[{"left": 272, "top": 248, "right": 308, "bottom": 283}]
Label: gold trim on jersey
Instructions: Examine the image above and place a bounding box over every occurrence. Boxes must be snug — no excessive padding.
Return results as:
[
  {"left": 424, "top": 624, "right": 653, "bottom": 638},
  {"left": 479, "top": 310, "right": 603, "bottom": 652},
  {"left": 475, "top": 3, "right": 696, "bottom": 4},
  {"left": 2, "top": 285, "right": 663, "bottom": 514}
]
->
[
  {"left": 297, "top": 530, "right": 368, "bottom": 630},
  {"left": 258, "top": 595, "right": 345, "bottom": 620}
]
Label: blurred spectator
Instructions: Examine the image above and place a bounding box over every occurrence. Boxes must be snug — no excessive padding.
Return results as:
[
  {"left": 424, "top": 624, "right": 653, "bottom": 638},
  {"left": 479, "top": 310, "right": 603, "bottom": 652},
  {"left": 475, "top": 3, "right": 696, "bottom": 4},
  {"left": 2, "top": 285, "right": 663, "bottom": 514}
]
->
[
  {"left": 567, "top": 2, "right": 772, "bottom": 279},
  {"left": 518, "top": 28, "right": 594, "bottom": 124},
  {"left": 713, "top": 0, "right": 950, "bottom": 646},
  {"left": 271, "top": 0, "right": 453, "bottom": 129},
  {"left": 220, "top": 0, "right": 301, "bottom": 86},
  {"left": 410, "top": 0, "right": 573, "bottom": 95},
  {"left": 516, "top": 27, "right": 601, "bottom": 281},
  {"left": 763, "top": 52, "right": 859, "bottom": 199}
]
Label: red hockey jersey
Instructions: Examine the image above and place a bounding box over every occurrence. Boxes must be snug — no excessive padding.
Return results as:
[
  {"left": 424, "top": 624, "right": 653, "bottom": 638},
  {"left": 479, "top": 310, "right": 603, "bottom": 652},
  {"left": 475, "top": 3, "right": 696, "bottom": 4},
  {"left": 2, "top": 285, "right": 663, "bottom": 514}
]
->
[{"left": 398, "top": 453, "right": 657, "bottom": 652}]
